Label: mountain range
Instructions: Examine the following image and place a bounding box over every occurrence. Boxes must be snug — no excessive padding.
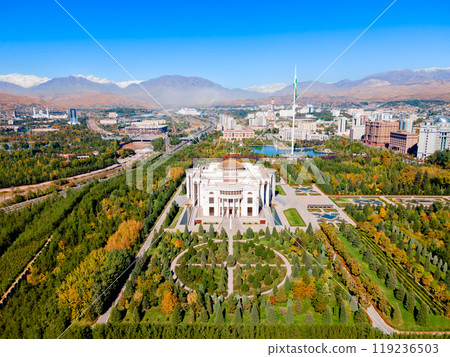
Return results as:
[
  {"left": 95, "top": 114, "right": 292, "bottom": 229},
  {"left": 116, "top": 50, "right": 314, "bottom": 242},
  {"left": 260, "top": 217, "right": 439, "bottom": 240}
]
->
[{"left": 0, "top": 67, "right": 449, "bottom": 108}]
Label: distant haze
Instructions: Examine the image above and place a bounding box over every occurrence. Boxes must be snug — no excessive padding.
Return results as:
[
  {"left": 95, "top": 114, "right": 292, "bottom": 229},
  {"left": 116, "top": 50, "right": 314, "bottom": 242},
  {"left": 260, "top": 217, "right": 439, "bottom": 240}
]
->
[{"left": 0, "top": 67, "right": 450, "bottom": 108}]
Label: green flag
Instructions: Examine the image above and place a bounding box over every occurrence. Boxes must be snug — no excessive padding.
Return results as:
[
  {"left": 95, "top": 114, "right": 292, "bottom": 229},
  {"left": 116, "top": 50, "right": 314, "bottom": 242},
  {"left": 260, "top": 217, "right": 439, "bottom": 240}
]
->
[{"left": 293, "top": 71, "right": 298, "bottom": 100}]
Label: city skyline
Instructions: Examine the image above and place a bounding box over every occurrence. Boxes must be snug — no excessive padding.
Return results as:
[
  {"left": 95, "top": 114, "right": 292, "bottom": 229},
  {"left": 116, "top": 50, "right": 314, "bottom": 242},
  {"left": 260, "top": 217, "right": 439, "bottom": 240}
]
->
[{"left": 1, "top": 0, "right": 450, "bottom": 88}]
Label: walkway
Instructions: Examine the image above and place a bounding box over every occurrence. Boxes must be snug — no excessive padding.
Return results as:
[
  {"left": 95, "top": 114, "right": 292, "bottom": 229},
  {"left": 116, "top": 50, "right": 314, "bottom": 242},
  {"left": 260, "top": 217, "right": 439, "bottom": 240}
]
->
[
  {"left": 170, "top": 236, "right": 292, "bottom": 298},
  {"left": 96, "top": 181, "right": 184, "bottom": 324}
]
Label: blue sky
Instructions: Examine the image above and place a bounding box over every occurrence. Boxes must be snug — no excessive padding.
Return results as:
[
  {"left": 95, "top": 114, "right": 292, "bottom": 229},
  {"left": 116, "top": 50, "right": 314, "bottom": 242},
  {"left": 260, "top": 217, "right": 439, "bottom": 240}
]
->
[{"left": 1, "top": 0, "right": 450, "bottom": 87}]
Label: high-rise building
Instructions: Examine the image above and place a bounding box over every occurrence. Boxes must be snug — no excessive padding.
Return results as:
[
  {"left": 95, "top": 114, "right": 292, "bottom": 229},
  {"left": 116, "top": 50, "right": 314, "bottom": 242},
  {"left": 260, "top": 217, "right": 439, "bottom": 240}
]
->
[
  {"left": 363, "top": 121, "right": 398, "bottom": 148},
  {"left": 68, "top": 108, "right": 79, "bottom": 125},
  {"left": 399, "top": 117, "right": 414, "bottom": 133},
  {"left": 417, "top": 117, "right": 450, "bottom": 159},
  {"left": 337, "top": 117, "right": 348, "bottom": 135},
  {"left": 389, "top": 131, "right": 419, "bottom": 154}
]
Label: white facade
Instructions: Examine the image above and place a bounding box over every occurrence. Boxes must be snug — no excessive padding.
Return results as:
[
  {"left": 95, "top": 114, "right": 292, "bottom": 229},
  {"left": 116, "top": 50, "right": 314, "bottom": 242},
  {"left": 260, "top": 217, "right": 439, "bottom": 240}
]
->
[
  {"left": 249, "top": 111, "right": 269, "bottom": 127},
  {"left": 186, "top": 159, "right": 276, "bottom": 217},
  {"left": 350, "top": 125, "right": 366, "bottom": 141},
  {"left": 278, "top": 109, "right": 295, "bottom": 118},
  {"left": 177, "top": 108, "right": 200, "bottom": 116},
  {"left": 219, "top": 114, "right": 235, "bottom": 130},
  {"left": 337, "top": 117, "right": 348, "bottom": 135},
  {"left": 417, "top": 117, "right": 450, "bottom": 159},
  {"left": 279, "top": 127, "right": 328, "bottom": 141},
  {"left": 332, "top": 109, "right": 341, "bottom": 117}
]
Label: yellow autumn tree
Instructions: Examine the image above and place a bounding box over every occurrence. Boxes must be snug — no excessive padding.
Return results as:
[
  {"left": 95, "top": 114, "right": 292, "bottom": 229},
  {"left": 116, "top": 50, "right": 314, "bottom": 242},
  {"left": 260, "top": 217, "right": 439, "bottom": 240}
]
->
[
  {"left": 57, "top": 249, "right": 107, "bottom": 320},
  {"left": 161, "top": 290, "right": 178, "bottom": 315},
  {"left": 168, "top": 167, "right": 184, "bottom": 180},
  {"left": 105, "top": 219, "right": 142, "bottom": 251}
]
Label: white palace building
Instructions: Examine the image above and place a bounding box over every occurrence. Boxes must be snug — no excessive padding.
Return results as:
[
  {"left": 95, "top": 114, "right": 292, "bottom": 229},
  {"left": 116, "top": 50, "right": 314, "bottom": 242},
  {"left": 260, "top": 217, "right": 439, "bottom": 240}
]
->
[{"left": 185, "top": 158, "right": 276, "bottom": 219}]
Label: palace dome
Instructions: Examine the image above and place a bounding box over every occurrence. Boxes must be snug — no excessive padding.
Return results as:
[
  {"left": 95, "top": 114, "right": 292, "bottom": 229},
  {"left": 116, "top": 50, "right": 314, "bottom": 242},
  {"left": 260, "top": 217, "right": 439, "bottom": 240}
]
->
[{"left": 219, "top": 158, "right": 244, "bottom": 170}]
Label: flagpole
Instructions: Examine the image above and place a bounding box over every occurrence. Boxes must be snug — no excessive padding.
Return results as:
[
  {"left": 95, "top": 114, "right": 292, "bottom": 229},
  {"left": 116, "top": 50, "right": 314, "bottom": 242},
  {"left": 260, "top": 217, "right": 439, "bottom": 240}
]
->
[{"left": 291, "top": 65, "right": 297, "bottom": 156}]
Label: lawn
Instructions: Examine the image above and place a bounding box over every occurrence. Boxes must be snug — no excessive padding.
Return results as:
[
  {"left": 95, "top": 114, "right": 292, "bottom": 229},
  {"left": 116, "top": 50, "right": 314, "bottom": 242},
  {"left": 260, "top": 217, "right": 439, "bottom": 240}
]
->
[
  {"left": 329, "top": 196, "right": 353, "bottom": 207},
  {"left": 275, "top": 185, "right": 286, "bottom": 195},
  {"left": 169, "top": 207, "right": 184, "bottom": 229},
  {"left": 283, "top": 208, "right": 306, "bottom": 227}
]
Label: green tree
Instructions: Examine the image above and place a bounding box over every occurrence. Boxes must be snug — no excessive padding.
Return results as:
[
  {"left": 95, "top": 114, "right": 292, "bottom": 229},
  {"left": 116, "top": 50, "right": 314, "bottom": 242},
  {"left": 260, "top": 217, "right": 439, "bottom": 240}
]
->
[
  {"left": 394, "top": 284, "right": 406, "bottom": 302},
  {"left": 198, "top": 223, "right": 204, "bottom": 236},
  {"left": 266, "top": 304, "right": 278, "bottom": 324},
  {"left": 132, "top": 307, "right": 141, "bottom": 323},
  {"left": 208, "top": 224, "right": 215, "bottom": 239},
  {"left": 354, "top": 308, "right": 368, "bottom": 325},
  {"left": 304, "top": 311, "right": 314, "bottom": 324},
  {"left": 405, "top": 289, "right": 416, "bottom": 313},
  {"left": 424, "top": 254, "right": 431, "bottom": 272},
  {"left": 250, "top": 304, "right": 260, "bottom": 324},
  {"left": 231, "top": 305, "right": 243, "bottom": 325},
  {"left": 275, "top": 288, "right": 287, "bottom": 303},
  {"left": 386, "top": 268, "right": 398, "bottom": 290},
  {"left": 109, "top": 306, "right": 122, "bottom": 323},
  {"left": 416, "top": 301, "right": 430, "bottom": 326},
  {"left": 377, "top": 264, "right": 388, "bottom": 280},
  {"left": 171, "top": 306, "right": 182, "bottom": 324},
  {"left": 322, "top": 306, "right": 332, "bottom": 325},
  {"left": 245, "top": 228, "right": 254, "bottom": 239},
  {"left": 214, "top": 307, "right": 224, "bottom": 324},
  {"left": 199, "top": 308, "right": 209, "bottom": 323},
  {"left": 306, "top": 223, "right": 314, "bottom": 236},
  {"left": 392, "top": 303, "right": 402, "bottom": 326},
  {"left": 339, "top": 302, "right": 348, "bottom": 324},
  {"left": 285, "top": 305, "right": 294, "bottom": 325}
]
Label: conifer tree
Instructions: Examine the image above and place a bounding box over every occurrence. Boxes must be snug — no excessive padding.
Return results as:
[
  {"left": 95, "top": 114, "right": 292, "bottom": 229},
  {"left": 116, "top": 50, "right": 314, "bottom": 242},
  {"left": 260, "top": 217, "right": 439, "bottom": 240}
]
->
[
  {"left": 209, "top": 224, "right": 215, "bottom": 239},
  {"left": 304, "top": 311, "right": 314, "bottom": 324},
  {"left": 285, "top": 305, "right": 294, "bottom": 325},
  {"left": 214, "top": 306, "right": 224, "bottom": 324},
  {"left": 171, "top": 306, "right": 182, "bottom": 324},
  {"left": 265, "top": 226, "right": 271, "bottom": 241},
  {"left": 109, "top": 306, "right": 122, "bottom": 323},
  {"left": 354, "top": 308, "right": 368, "bottom": 324},
  {"left": 306, "top": 223, "right": 314, "bottom": 236},
  {"left": 266, "top": 305, "right": 278, "bottom": 324},
  {"left": 349, "top": 296, "right": 358, "bottom": 312},
  {"left": 416, "top": 301, "right": 430, "bottom": 326},
  {"left": 231, "top": 305, "right": 243, "bottom": 325},
  {"left": 386, "top": 268, "right": 398, "bottom": 290},
  {"left": 250, "top": 304, "right": 260, "bottom": 324},
  {"left": 198, "top": 223, "right": 204, "bottom": 236},
  {"left": 284, "top": 276, "right": 291, "bottom": 292},
  {"left": 339, "top": 302, "right": 348, "bottom": 324},
  {"left": 394, "top": 284, "right": 406, "bottom": 302},
  {"left": 322, "top": 306, "right": 332, "bottom": 325},
  {"left": 377, "top": 264, "right": 388, "bottom": 280},
  {"left": 132, "top": 307, "right": 141, "bottom": 323},
  {"left": 425, "top": 254, "right": 431, "bottom": 272},
  {"left": 405, "top": 289, "right": 416, "bottom": 313},
  {"left": 199, "top": 308, "right": 209, "bottom": 323},
  {"left": 392, "top": 303, "right": 402, "bottom": 326}
]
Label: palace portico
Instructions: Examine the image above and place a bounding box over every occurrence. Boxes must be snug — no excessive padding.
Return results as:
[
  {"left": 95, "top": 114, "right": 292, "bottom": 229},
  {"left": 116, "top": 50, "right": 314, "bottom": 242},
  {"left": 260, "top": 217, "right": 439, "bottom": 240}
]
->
[{"left": 185, "top": 158, "right": 276, "bottom": 218}]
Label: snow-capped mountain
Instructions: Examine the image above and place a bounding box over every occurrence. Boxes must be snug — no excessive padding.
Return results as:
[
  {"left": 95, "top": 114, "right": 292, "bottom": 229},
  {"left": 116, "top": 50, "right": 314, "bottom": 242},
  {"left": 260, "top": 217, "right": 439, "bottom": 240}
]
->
[
  {"left": 0, "top": 67, "right": 449, "bottom": 107},
  {"left": 75, "top": 74, "right": 142, "bottom": 88},
  {"left": 245, "top": 83, "right": 288, "bottom": 94},
  {"left": 0, "top": 73, "right": 50, "bottom": 88}
]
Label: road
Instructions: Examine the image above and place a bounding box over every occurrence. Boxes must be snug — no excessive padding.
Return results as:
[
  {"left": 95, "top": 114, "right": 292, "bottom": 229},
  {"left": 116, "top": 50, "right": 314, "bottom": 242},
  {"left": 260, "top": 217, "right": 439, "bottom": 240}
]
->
[
  {"left": 96, "top": 178, "right": 185, "bottom": 324},
  {"left": 94, "top": 132, "right": 199, "bottom": 325},
  {"left": 86, "top": 118, "right": 113, "bottom": 136}
]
